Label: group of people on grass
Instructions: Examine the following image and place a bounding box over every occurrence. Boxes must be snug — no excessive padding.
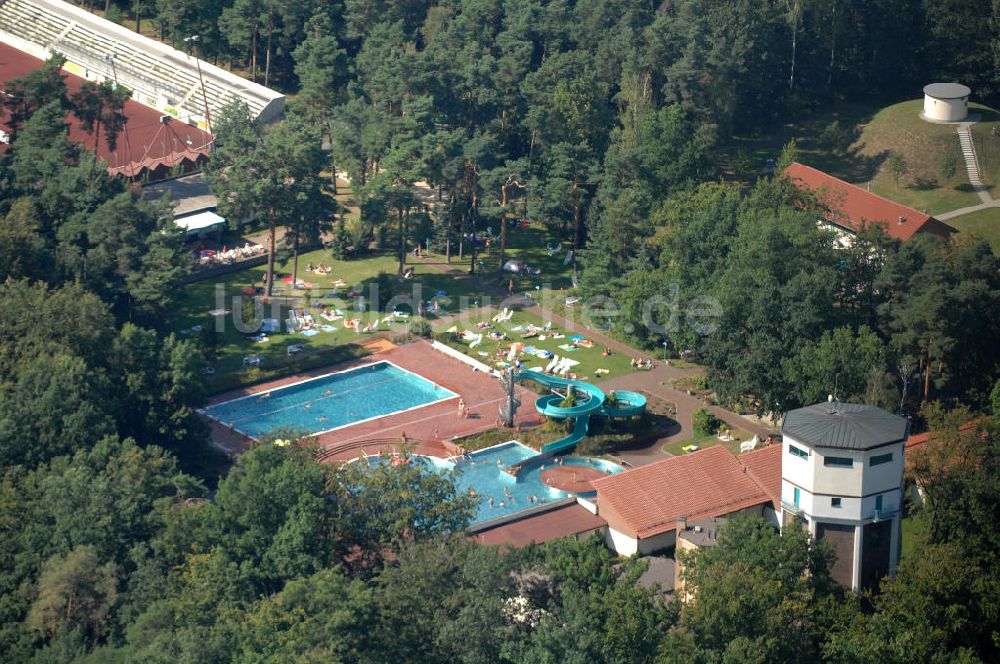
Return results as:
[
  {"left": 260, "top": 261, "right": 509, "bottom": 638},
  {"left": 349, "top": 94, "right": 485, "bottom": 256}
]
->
[
  {"left": 305, "top": 262, "right": 333, "bottom": 274},
  {"left": 630, "top": 357, "right": 654, "bottom": 369}
]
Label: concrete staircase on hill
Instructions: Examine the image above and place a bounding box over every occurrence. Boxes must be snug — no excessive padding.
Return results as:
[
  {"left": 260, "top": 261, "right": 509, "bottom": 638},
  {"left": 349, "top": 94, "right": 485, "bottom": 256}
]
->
[{"left": 957, "top": 127, "right": 982, "bottom": 185}]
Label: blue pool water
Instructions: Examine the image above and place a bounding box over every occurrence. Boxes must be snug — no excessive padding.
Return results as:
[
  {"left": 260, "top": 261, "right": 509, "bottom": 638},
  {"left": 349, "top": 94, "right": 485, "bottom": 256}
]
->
[
  {"left": 202, "top": 362, "right": 455, "bottom": 439},
  {"left": 365, "top": 441, "right": 624, "bottom": 524}
]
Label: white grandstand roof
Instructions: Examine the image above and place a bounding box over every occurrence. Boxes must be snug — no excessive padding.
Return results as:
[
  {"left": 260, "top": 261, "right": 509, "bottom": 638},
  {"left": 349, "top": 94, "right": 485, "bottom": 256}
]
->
[{"left": 0, "top": 0, "right": 284, "bottom": 128}]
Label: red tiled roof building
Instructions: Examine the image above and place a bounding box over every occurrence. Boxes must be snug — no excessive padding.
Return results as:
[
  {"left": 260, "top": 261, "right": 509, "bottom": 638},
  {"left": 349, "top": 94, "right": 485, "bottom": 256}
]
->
[
  {"left": 784, "top": 162, "right": 957, "bottom": 243},
  {"left": 592, "top": 445, "right": 779, "bottom": 556}
]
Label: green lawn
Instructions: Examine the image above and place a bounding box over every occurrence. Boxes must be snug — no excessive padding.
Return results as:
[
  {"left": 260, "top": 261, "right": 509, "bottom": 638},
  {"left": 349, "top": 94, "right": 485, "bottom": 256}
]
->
[
  {"left": 424, "top": 222, "right": 577, "bottom": 292},
  {"left": 947, "top": 206, "right": 1000, "bottom": 254},
  {"left": 175, "top": 248, "right": 485, "bottom": 380},
  {"left": 662, "top": 426, "right": 754, "bottom": 457},
  {"left": 432, "top": 309, "right": 640, "bottom": 382}
]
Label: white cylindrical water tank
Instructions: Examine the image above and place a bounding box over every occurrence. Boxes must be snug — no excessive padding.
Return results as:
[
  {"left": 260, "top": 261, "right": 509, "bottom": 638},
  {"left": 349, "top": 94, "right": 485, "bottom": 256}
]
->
[{"left": 923, "top": 83, "right": 971, "bottom": 122}]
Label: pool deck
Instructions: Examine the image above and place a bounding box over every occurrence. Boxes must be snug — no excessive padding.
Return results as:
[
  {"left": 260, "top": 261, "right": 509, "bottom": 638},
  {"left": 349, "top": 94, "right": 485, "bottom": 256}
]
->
[
  {"left": 206, "top": 339, "right": 542, "bottom": 459},
  {"left": 541, "top": 465, "right": 606, "bottom": 493}
]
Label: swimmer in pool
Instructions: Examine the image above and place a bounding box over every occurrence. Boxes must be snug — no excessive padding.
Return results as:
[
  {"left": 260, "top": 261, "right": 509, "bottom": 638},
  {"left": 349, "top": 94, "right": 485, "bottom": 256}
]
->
[
  {"left": 304, "top": 402, "right": 312, "bottom": 409},
  {"left": 323, "top": 389, "right": 333, "bottom": 397}
]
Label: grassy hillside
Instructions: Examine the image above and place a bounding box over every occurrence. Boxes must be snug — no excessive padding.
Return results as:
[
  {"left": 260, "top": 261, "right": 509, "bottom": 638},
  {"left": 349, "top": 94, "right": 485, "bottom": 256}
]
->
[
  {"left": 836, "top": 100, "right": 980, "bottom": 214},
  {"left": 970, "top": 105, "right": 1000, "bottom": 192},
  {"left": 726, "top": 100, "right": 1000, "bottom": 215}
]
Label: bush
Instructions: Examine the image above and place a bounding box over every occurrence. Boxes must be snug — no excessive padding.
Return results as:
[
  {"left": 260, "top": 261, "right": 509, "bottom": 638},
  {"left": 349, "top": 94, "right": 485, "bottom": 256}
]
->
[
  {"left": 408, "top": 318, "right": 431, "bottom": 338},
  {"left": 819, "top": 121, "right": 853, "bottom": 154},
  {"left": 938, "top": 152, "right": 958, "bottom": 180},
  {"left": 692, "top": 407, "right": 719, "bottom": 436}
]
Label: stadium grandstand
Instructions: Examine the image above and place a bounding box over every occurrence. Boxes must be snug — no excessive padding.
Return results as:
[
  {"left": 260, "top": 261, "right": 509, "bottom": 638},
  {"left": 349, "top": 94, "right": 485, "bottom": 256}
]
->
[{"left": 0, "top": 0, "right": 284, "bottom": 180}]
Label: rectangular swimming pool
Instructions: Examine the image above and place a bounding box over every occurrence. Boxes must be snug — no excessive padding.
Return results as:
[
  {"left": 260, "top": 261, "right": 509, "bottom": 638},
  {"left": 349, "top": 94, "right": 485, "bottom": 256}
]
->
[{"left": 202, "top": 361, "right": 456, "bottom": 440}]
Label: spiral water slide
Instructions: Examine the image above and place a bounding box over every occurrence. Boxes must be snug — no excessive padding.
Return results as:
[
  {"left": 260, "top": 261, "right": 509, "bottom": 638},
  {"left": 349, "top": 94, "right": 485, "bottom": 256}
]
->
[{"left": 516, "top": 370, "right": 646, "bottom": 454}]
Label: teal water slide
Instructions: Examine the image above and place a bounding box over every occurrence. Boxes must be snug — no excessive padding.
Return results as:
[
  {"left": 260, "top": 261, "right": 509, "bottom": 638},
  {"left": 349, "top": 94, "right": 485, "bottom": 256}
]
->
[{"left": 516, "top": 370, "right": 647, "bottom": 454}]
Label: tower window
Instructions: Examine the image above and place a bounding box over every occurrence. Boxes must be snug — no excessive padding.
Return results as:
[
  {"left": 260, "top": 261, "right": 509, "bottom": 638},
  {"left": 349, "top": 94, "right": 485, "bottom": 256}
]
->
[
  {"left": 789, "top": 445, "right": 808, "bottom": 459},
  {"left": 870, "top": 453, "right": 893, "bottom": 466},
  {"left": 875, "top": 495, "right": 883, "bottom": 511},
  {"left": 831, "top": 498, "right": 842, "bottom": 508},
  {"left": 824, "top": 456, "right": 853, "bottom": 467}
]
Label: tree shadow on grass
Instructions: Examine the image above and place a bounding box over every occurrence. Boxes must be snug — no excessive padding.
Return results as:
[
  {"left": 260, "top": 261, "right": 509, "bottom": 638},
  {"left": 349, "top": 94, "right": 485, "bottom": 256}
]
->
[{"left": 909, "top": 177, "right": 941, "bottom": 192}]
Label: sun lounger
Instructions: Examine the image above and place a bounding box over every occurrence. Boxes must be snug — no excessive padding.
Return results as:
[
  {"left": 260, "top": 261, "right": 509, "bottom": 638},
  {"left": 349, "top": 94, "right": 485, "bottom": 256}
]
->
[
  {"left": 287, "top": 344, "right": 304, "bottom": 356},
  {"left": 469, "top": 334, "right": 483, "bottom": 348},
  {"left": 544, "top": 355, "right": 560, "bottom": 372}
]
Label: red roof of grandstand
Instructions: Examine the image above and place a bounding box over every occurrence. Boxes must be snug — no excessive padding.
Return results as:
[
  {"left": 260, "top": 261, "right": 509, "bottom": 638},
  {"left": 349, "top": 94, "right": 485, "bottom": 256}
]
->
[
  {"left": 784, "top": 162, "right": 957, "bottom": 241},
  {"left": 592, "top": 445, "right": 772, "bottom": 539},
  {"left": 0, "top": 41, "right": 211, "bottom": 178}
]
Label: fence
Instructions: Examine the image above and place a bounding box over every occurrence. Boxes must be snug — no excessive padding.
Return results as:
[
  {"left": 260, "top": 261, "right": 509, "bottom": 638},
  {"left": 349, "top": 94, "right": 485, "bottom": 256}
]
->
[{"left": 431, "top": 340, "right": 494, "bottom": 374}]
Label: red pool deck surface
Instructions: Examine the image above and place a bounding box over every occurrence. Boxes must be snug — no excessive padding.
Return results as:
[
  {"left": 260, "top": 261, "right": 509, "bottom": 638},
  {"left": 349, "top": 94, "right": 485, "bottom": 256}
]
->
[
  {"left": 206, "top": 339, "right": 541, "bottom": 459},
  {"left": 540, "top": 465, "right": 607, "bottom": 493}
]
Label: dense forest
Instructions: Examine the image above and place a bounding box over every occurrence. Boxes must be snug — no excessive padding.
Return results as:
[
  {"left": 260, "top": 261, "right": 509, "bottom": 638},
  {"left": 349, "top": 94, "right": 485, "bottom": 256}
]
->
[
  {"left": 1, "top": 0, "right": 999, "bottom": 661},
  {"left": 185, "top": 0, "right": 1000, "bottom": 416}
]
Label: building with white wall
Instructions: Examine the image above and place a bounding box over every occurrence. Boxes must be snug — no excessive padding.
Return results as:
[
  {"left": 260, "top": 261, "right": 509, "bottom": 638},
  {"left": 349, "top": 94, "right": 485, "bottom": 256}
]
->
[
  {"left": 592, "top": 445, "right": 780, "bottom": 556},
  {"left": 780, "top": 400, "right": 909, "bottom": 591},
  {"left": 923, "top": 83, "right": 971, "bottom": 122}
]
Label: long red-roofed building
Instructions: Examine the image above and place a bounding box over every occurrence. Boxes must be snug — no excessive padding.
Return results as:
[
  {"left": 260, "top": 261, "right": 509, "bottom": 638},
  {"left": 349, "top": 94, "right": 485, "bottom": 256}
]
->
[
  {"left": 592, "top": 445, "right": 780, "bottom": 555},
  {"left": 784, "top": 162, "right": 957, "bottom": 244}
]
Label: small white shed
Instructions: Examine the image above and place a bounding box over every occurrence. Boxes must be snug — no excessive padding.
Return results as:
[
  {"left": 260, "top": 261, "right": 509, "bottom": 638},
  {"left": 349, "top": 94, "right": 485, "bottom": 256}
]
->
[{"left": 923, "top": 83, "right": 971, "bottom": 122}]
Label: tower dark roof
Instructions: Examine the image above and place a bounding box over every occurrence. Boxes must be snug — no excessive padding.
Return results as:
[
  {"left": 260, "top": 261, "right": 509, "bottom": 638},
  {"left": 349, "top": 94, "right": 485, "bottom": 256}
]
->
[{"left": 782, "top": 402, "right": 909, "bottom": 451}]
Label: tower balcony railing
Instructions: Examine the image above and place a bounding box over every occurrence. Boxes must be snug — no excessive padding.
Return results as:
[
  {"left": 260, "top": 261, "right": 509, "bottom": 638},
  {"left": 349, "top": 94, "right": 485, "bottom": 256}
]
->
[
  {"left": 867, "top": 507, "right": 899, "bottom": 522},
  {"left": 780, "top": 500, "right": 803, "bottom": 515}
]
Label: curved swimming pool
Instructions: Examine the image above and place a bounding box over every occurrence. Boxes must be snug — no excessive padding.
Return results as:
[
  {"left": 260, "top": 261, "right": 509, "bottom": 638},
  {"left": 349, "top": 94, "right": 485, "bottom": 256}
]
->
[{"left": 364, "top": 441, "right": 623, "bottom": 524}]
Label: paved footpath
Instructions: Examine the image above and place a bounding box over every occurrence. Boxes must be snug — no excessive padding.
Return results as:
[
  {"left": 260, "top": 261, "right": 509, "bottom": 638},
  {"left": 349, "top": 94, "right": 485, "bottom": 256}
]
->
[{"left": 412, "top": 254, "right": 776, "bottom": 467}]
